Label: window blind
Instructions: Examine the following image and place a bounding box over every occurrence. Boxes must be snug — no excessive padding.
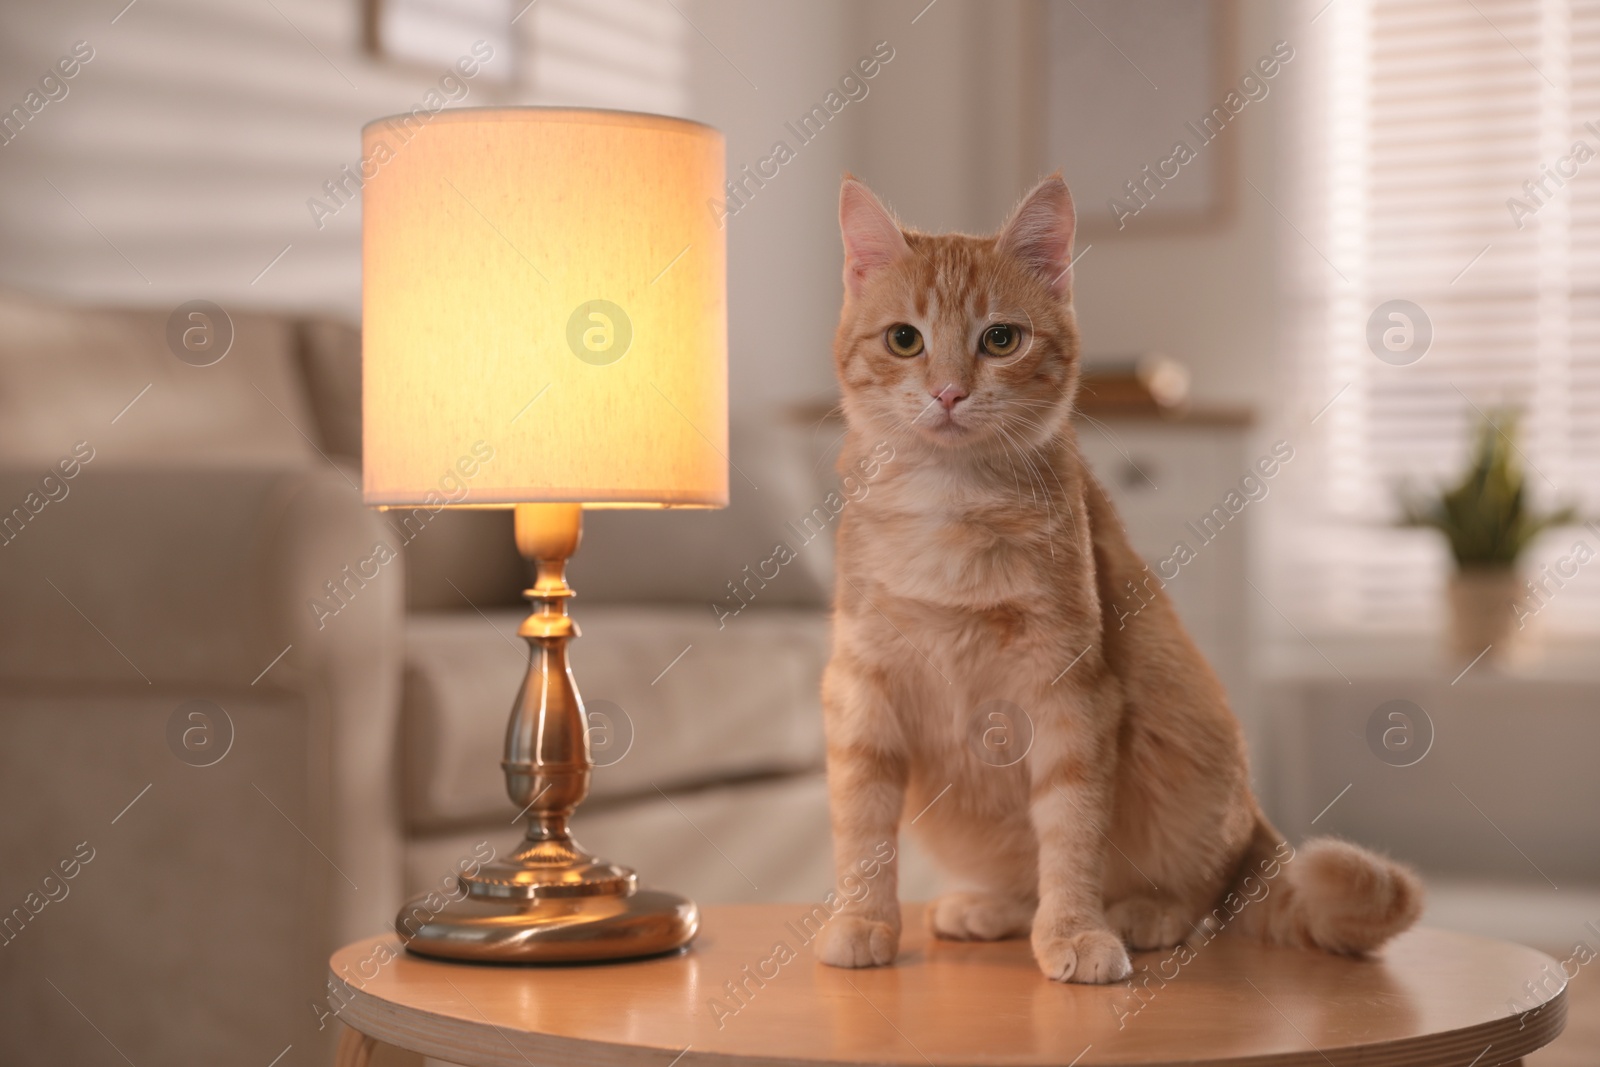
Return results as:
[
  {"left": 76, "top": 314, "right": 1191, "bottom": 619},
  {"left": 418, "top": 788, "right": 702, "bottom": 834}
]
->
[
  {"left": 519, "top": 0, "right": 688, "bottom": 115},
  {"left": 381, "top": 0, "right": 688, "bottom": 113},
  {"left": 1287, "top": 0, "right": 1600, "bottom": 635}
]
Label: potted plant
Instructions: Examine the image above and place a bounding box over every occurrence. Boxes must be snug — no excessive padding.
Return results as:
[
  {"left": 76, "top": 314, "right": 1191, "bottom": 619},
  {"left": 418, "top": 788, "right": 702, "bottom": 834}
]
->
[{"left": 1401, "top": 411, "right": 1574, "bottom": 661}]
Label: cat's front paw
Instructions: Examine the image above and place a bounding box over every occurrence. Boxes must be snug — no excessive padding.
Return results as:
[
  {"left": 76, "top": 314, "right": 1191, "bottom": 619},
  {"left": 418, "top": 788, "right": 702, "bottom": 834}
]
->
[
  {"left": 930, "top": 891, "right": 1035, "bottom": 941},
  {"left": 815, "top": 915, "right": 899, "bottom": 968},
  {"left": 1032, "top": 926, "right": 1133, "bottom": 984}
]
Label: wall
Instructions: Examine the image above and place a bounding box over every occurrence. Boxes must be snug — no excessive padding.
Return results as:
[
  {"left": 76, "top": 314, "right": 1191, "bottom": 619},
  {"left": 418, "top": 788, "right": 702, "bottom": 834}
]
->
[
  {"left": 0, "top": 0, "right": 1297, "bottom": 416},
  {"left": 0, "top": 0, "right": 860, "bottom": 422},
  {"left": 679, "top": 0, "right": 858, "bottom": 413},
  {"left": 0, "top": 0, "right": 432, "bottom": 315},
  {"left": 847, "top": 0, "right": 1299, "bottom": 414}
]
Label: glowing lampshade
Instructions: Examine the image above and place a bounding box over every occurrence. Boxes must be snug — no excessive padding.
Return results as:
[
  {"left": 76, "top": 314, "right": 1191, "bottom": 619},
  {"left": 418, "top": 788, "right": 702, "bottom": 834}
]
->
[{"left": 361, "top": 107, "right": 728, "bottom": 509}]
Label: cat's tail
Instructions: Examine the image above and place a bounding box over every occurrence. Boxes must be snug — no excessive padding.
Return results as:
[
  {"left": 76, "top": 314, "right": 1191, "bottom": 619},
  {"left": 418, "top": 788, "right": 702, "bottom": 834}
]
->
[{"left": 1224, "top": 813, "right": 1424, "bottom": 955}]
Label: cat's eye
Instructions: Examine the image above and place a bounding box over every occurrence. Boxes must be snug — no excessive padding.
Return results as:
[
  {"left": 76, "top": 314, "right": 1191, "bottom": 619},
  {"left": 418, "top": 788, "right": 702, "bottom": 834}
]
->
[
  {"left": 885, "top": 324, "right": 924, "bottom": 357},
  {"left": 981, "top": 323, "right": 1022, "bottom": 357}
]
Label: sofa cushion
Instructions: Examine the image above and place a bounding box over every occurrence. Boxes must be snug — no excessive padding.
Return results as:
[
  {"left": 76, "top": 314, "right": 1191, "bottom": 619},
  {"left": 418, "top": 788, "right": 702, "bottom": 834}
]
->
[
  {"left": 567, "top": 414, "right": 837, "bottom": 608},
  {"left": 0, "top": 289, "right": 316, "bottom": 467},
  {"left": 394, "top": 508, "right": 528, "bottom": 612},
  {"left": 402, "top": 604, "right": 831, "bottom": 831}
]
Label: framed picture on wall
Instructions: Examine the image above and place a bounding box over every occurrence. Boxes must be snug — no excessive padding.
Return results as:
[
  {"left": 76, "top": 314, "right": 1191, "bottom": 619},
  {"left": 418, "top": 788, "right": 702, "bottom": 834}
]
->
[{"left": 1036, "top": 0, "right": 1240, "bottom": 236}]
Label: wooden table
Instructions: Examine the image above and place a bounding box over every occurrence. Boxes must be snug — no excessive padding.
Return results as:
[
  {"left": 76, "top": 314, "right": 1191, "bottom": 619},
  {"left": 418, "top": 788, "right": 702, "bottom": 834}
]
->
[{"left": 329, "top": 903, "right": 1567, "bottom": 1067}]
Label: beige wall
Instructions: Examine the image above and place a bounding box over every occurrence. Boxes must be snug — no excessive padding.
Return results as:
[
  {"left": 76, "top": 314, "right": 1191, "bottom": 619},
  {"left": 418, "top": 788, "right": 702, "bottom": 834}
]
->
[
  {"left": 0, "top": 0, "right": 433, "bottom": 315},
  {"left": 0, "top": 0, "right": 1293, "bottom": 416},
  {"left": 681, "top": 0, "right": 858, "bottom": 411},
  {"left": 0, "top": 0, "right": 864, "bottom": 418},
  {"left": 848, "top": 0, "right": 1299, "bottom": 412}
]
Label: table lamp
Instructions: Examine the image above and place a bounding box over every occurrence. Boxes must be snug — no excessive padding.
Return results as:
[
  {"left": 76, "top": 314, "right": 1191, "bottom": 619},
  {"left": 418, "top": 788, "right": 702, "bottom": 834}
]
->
[{"left": 361, "top": 107, "right": 726, "bottom": 962}]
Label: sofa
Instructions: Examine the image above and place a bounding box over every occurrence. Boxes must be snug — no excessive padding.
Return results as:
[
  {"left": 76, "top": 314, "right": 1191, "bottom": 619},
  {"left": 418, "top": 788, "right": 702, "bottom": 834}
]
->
[{"left": 0, "top": 288, "right": 942, "bottom": 1065}]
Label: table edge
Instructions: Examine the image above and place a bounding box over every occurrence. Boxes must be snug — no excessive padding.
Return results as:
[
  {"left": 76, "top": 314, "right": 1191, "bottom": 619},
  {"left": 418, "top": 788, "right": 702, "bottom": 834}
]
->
[{"left": 324, "top": 927, "right": 1571, "bottom": 1067}]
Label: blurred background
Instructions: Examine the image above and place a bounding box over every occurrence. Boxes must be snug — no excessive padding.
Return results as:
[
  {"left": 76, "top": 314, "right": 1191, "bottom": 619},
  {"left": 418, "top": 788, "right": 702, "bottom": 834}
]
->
[{"left": 0, "top": 0, "right": 1596, "bottom": 1064}]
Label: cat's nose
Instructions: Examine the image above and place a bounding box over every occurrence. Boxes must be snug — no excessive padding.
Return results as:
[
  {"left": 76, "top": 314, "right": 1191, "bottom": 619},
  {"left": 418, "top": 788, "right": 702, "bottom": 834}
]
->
[{"left": 931, "top": 384, "right": 967, "bottom": 411}]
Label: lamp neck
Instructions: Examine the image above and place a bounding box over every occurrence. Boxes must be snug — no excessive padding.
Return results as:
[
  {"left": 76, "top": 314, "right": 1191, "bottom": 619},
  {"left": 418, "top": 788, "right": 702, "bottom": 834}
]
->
[
  {"left": 504, "top": 501, "right": 588, "bottom": 846},
  {"left": 515, "top": 502, "right": 582, "bottom": 560},
  {"left": 515, "top": 503, "right": 581, "bottom": 640}
]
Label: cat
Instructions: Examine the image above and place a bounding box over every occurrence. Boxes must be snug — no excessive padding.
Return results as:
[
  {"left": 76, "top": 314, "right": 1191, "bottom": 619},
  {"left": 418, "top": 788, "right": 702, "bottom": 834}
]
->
[{"left": 814, "top": 173, "right": 1423, "bottom": 984}]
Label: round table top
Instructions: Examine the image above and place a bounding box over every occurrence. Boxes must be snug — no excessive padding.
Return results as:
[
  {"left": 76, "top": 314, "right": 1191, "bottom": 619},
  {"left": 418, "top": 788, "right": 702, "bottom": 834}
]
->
[{"left": 328, "top": 903, "right": 1567, "bottom": 1067}]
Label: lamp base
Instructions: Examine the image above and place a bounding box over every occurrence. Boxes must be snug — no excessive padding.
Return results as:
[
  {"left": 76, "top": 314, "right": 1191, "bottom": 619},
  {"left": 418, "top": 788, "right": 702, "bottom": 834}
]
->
[
  {"left": 395, "top": 502, "right": 700, "bottom": 965},
  {"left": 397, "top": 885, "right": 699, "bottom": 963}
]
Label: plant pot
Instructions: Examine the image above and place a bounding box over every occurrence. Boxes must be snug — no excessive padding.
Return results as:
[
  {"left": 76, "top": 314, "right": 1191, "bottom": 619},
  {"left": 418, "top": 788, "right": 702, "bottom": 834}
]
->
[{"left": 1447, "top": 567, "right": 1521, "bottom": 663}]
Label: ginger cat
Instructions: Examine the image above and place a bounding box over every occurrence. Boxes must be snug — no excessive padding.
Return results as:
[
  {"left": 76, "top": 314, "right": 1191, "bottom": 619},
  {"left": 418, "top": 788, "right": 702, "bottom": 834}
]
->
[{"left": 815, "top": 174, "right": 1422, "bottom": 984}]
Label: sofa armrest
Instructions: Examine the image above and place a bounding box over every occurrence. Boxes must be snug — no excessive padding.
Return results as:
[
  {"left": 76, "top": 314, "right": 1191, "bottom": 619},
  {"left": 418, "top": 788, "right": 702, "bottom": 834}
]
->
[
  {"left": 1, "top": 466, "right": 387, "bottom": 680},
  {"left": 0, "top": 463, "right": 406, "bottom": 946}
]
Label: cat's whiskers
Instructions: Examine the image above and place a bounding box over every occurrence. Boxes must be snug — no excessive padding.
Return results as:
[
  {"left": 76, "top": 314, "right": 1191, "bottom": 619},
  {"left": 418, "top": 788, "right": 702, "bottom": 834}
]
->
[
  {"left": 989, "top": 403, "right": 1070, "bottom": 496},
  {"left": 908, "top": 394, "right": 942, "bottom": 426},
  {"left": 993, "top": 423, "right": 1044, "bottom": 512},
  {"left": 994, "top": 397, "right": 1074, "bottom": 447},
  {"left": 993, "top": 424, "right": 1029, "bottom": 510},
  {"left": 994, "top": 423, "right": 1065, "bottom": 563},
  {"left": 807, "top": 401, "right": 845, "bottom": 432},
  {"left": 979, "top": 403, "right": 1056, "bottom": 441},
  {"left": 991, "top": 420, "right": 1064, "bottom": 535},
  {"left": 990, "top": 409, "right": 1073, "bottom": 533},
  {"left": 862, "top": 394, "right": 929, "bottom": 444},
  {"left": 883, "top": 394, "right": 943, "bottom": 446},
  {"left": 990, "top": 398, "right": 1069, "bottom": 451}
]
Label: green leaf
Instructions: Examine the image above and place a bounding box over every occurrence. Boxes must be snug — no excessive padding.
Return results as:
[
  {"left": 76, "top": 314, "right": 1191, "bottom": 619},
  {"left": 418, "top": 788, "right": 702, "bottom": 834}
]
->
[{"left": 1393, "top": 408, "right": 1577, "bottom": 567}]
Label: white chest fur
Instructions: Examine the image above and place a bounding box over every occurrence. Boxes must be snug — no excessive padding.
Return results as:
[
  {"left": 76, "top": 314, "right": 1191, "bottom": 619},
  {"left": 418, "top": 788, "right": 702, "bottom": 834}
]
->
[{"left": 850, "top": 459, "right": 1071, "bottom": 611}]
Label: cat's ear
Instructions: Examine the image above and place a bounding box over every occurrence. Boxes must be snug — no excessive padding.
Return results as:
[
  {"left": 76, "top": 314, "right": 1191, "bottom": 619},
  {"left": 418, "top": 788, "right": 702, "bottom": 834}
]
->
[
  {"left": 840, "top": 176, "right": 911, "bottom": 297},
  {"left": 997, "top": 174, "right": 1077, "bottom": 300}
]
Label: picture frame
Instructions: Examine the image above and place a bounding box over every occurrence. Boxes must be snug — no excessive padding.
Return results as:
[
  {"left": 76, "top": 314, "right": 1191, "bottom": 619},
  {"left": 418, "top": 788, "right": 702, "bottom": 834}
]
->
[{"left": 1028, "top": 0, "right": 1238, "bottom": 237}]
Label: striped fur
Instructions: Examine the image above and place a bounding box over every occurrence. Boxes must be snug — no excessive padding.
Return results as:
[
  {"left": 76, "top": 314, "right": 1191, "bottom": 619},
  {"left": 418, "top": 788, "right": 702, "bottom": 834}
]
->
[{"left": 814, "top": 175, "right": 1423, "bottom": 983}]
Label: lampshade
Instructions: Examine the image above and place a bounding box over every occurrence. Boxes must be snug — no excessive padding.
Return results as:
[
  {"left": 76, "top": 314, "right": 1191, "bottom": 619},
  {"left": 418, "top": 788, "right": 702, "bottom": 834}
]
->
[{"left": 361, "top": 107, "right": 728, "bottom": 509}]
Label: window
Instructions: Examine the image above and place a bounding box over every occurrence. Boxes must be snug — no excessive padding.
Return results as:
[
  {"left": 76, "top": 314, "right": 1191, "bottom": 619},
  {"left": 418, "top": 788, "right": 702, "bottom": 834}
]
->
[{"left": 1282, "top": 0, "right": 1600, "bottom": 636}]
